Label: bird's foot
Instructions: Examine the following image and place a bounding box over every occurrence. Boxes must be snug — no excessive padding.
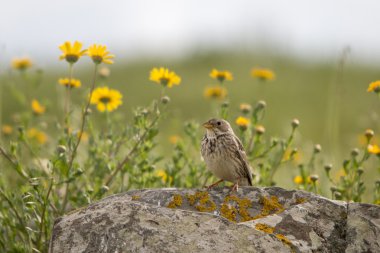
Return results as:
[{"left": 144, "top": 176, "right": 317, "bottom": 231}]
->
[{"left": 204, "top": 179, "right": 224, "bottom": 191}]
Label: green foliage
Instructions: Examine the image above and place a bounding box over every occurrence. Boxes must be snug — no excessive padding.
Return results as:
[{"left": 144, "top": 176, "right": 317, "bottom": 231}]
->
[{"left": 0, "top": 51, "right": 379, "bottom": 253}]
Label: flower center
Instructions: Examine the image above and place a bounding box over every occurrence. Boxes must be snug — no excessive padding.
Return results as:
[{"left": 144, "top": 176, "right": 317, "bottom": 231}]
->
[
  {"left": 217, "top": 74, "right": 226, "bottom": 82},
  {"left": 91, "top": 55, "right": 103, "bottom": 64},
  {"left": 100, "top": 96, "right": 111, "bottom": 104},
  {"left": 159, "top": 78, "right": 169, "bottom": 86},
  {"left": 65, "top": 54, "right": 79, "bottom": 63}
]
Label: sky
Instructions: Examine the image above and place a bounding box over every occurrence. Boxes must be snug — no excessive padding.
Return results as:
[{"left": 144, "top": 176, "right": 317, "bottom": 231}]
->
[{"left": 1, "top": 0, "right": 380, "bottom": 65}]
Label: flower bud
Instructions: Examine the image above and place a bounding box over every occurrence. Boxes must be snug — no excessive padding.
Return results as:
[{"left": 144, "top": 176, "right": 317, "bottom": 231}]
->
[
  {"left": 85, "top": 108, "right": 92, "bottom": 116},
  {"left": 239, "top": 103, "right": 252, "bottom": 114},
  {"left": 334, "top": 191, "right": 342, "bottom": 199},
  {"left": 256, "top": 100, "right": 266, "bottom": 110},
  {"left": 330, "top": 186, "right": 338, "bottom": 192},
  {"left": 271, "top": 138, "right": 278, "bottom": 146},
  {"left": 314, "top": 144, "right": 322, "bottom": 153},
  {"left": 324, "top": 164, "right": 332, "bottom": 173},
  {"left": 222, "top": 101, "right": 229, "bottom": 108},
  {"left": 343, "top": 159, "right": 350, "bottom": 169},
  {"left": 310, "top": 174, "right": 319, "bottom": 182},
  {"left": 100, "top": 185, "right": 109, "bottom": 193},
  {"left": 365, "top": 129, "right": 374, "bottom": 141},
  {"left": 357, "top": 168, "right": 364, "bottom": 176},
  {"left": 255, "top": 125, "right": 265, "bottom": 135},
  {"left": 291, "top": 118, "right": 300, "bottom": 129},
  {"left": 56, "top": 145, "right": 67, "bottom": 154},
  {"left": 351, "top": 148, "right": 359, "bottom": 157},
  {"left": 161, "top": 96, "right": 170, "bottom": 104}
]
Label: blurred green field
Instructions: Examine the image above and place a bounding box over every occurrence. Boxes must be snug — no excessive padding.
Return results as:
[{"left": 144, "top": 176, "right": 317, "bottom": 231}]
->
[{"left": 1, "top": 50, "right": 379, "bottom": 197}]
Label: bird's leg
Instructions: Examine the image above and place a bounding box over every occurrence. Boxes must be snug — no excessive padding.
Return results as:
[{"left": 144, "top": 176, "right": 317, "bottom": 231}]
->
[
  {"left": 205, "top": 179, "right": 224, "bottom": 190},
  {"left": 231, "top": 182, "right": 239, "bottom": 192}
]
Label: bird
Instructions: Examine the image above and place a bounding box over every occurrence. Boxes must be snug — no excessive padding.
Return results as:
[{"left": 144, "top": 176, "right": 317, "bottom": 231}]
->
[{"left": 201, "top": 118, "right": 253, "bottom": 191}]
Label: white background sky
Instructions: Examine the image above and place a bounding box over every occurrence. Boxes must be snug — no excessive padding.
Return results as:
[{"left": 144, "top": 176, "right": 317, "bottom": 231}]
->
[{"left": 1, "top": 0, "right": 380, "bottom": 65}]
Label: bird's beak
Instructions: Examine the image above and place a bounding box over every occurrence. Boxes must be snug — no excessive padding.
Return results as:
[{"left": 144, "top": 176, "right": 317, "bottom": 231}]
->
[{"left": 203, "top": 122, "right": 214, "bottom": 129}]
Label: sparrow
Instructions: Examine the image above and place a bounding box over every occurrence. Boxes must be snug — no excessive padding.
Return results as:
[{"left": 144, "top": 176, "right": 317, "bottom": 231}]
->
[{"left": 201, "top": 118, "right": 253, "bottom": 191}]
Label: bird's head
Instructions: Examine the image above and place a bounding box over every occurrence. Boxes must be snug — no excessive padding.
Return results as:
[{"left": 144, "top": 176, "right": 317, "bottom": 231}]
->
[{"left": 202, "top": 118, "right": 233, "bottom": 136}]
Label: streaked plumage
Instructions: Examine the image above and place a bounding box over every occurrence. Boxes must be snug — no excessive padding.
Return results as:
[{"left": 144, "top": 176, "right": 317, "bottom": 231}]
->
[{"left": 201, "top": 118, "right": 253, "bottom": 190}]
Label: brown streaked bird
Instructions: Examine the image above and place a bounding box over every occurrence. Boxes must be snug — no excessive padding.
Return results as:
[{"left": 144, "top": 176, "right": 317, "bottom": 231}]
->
[{"left": 201, "top": 118, "right": 253, "bottom": 191}]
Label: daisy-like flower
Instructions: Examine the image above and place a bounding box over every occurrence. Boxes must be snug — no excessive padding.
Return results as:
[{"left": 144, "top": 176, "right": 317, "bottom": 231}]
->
[
  {"left": 169, "top": 135, "right": 180, "bottom": 145},
  {"left": 155, "top": 169, "right": 173, "bottom": 184},
  {"left": 87, "top": 44, "right": 114, "bottom": 64},
  {"left": 367, "top": 81, "right": 380, "bottom": 93},
  {"left": 251, "top": 68, "right": 275, "bottom": 81},
  {"left": 293, "top": 175, "right": 303, "bottom": 185},
  {"left": 209, "top": 69, "right": 233, "bottom": 82},
  {"left": 368, "top": 144, "right": 380, "bottom": 155},
  {"left": 12, "top": 57, "right": 32, "bottom": 70},
  {"left": 150, "top": 67, "right": 181, "bottom": 88},
  {"left": 27, "top": 128, "right": 48, "bottom": 144},
  {"left": 90, "top": 86, "right": 122, "bottom": 112},
  {"left": 31, "top": 99, "right": 45, "bottom": 115},
  {"left": 58, "top": 78, "right": 81, "bottom": 88},
  {"left": 1, "top": 125, "right": 13, "bottom": 136},
  {"left": 235, "top": 116, "right": 250, "bottom": 131},
  {"left": 59, "top": 41, "right": 86, "bottom": 64},
  {"left": 204, "top": 86, "right": 227, "bottom": 99}
]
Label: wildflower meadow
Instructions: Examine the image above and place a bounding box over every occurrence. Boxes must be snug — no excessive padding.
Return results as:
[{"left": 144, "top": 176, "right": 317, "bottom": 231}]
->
[{"left": 0, "top": 41, "right": 379, "bottom": 252}]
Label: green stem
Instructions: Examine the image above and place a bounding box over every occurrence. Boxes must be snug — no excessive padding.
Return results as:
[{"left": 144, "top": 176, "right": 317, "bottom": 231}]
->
[
  {"left": 61, "top": 64, "right": 98, "bottom": 213},
  {"left": 102, "top": 114, "right": 161, "bottom": 188},
  {"left": 36, "top": 177, "right": 53, "bottom": 249}
]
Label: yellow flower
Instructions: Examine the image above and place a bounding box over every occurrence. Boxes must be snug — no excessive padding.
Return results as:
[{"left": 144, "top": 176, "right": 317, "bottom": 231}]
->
[
  {"left": 283, "top": 149, "right": 301, "bottom": 163},
  {"left": 59, "top": 41, "right": 86, "bottom": 63},
  {"left": 155, "top": 169, "right": 173, "bottom": 184},
  {"left": 235, "top": 116, "right": 250, "bottom": 130},
  {"left": 27, "top": 128, "right": 48, "bottom": 144},
  {"left": 1, "top": 125, "right": 13, "bottom": 136},
  {"left": 77, "top": 131, "right": 89, "bottom": 142},
  {"left": 11, "top": 57, "right": 32, "bottom": 70},
  {"left": 251, "top": 68, "right": 275, "bottom": 81},
  {"left": 203, "top": 86, "right": 227, "bottom": 99},
  {"left": 368, "top": 144, "right": 380, "bottom": 154},
  {"left": 209, "top": 69, "right": 233, "bottom": 82},
  {"left": 149, "top": 67, "right": 181, "bottom": 88},
  {"left": 169, "top": 135, "right": 180, "bottom": 144},
  {"left": 87, "top": 44, "right": 114, "bottom": 64},
  {"left": 58, "top": 78, "right": 81, "bottom": 88},
  {"left": 293, "top": 175, "right": 303, "bottom": 185},
  {"left": 31, "top": 99, "right": 45, "bottom": 115},
  {"left": 367, "top": 81, "right": 380, "bottom": 93},
  {"left": 90, "top": 86, "right": 122, "bottom": 112}
]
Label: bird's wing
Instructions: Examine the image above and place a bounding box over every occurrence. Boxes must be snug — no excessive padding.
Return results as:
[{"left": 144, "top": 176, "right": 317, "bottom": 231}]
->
[{"left": 233, "top": 135, "right": 253, "bottom": 186}]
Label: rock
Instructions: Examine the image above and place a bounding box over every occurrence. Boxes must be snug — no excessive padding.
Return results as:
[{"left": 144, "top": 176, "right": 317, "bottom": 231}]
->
[{"left": 49, "top": 187, "right": 380, "bottom": 253}]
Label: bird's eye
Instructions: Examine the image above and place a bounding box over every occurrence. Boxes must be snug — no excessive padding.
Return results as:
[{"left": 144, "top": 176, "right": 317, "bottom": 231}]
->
[{"left": 217, "top": 121, "right": 221, "bottom": 126}]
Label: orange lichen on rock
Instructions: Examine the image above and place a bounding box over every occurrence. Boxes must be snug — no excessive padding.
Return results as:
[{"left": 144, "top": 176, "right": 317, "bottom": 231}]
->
[
  {"left": 252, "top": 195, "right": 285, "bottom": 220},
  {"left": 186, "top": 191, "right": 216, "bottom": 212},
  {"left": 255, "top": 223, "right": 275, "bottom": 234},
  {"left": 275, "top": 234, "right": 292, "bottom": 245},
  {"left": 131, "top": 195, "right": 140, "bottom": 201},
  {"left": 220, "top": 195, "right": 254, "bottom": 222},
  {"left": 167, "top": 194, "right": 183, "bottom": 208},
  {"left": 295, "top": 198, "right": 307, "bottom": 204}
]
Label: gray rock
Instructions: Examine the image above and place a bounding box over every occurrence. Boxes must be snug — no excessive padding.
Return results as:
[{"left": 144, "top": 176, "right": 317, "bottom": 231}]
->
[{"left": 49, "top": 187, "right": 380, "bottom": 253}]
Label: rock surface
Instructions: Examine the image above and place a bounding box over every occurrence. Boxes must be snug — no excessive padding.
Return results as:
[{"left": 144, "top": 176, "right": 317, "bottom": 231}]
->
[{"left": 49, "top": 187, "right": 380, "bottom": 253}]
